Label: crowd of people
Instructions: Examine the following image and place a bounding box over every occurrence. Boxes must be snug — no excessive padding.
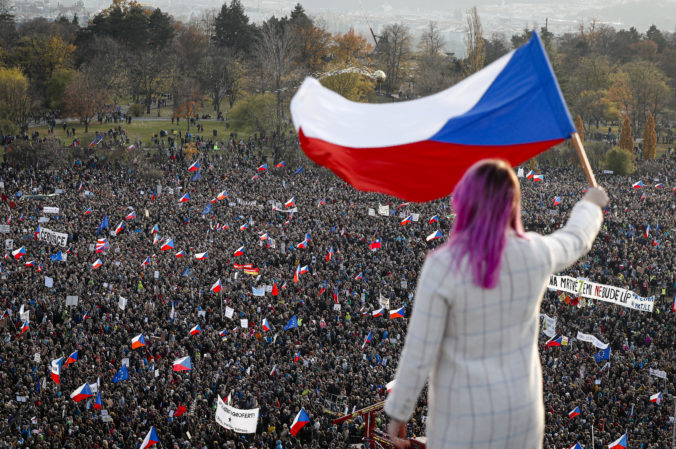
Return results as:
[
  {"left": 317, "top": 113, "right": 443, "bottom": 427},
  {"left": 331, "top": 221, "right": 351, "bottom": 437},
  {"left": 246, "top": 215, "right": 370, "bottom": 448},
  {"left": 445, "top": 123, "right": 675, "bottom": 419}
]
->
[{"left": 0, "top": 138, "right": 674, "bottom": 449}]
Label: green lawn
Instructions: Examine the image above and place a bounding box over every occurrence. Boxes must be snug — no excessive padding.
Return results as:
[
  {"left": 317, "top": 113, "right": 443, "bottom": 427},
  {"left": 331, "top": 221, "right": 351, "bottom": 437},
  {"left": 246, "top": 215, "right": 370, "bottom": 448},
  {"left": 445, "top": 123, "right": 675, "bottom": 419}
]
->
[{"left": 33, "top": 118, "right": 234, "bottom": 147}]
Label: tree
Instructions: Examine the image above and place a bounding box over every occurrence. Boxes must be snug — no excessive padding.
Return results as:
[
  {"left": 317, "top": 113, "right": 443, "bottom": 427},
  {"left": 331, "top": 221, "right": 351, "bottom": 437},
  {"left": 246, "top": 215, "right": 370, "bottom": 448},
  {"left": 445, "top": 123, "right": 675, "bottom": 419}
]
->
[
  {"left": 172, "top": 76, "right": 202, "bottom": 133},
  {"left": 376, "top": 23, "right": 411, "bottom": 94},
  {"left": 10, "top": 34, "right": 75, "bottom": 100},
  {"left": 255, "top": 19, "right": 298, "bottom": 133},
  {"left": 418, "top": 22, "right": 445, "bottom": 57},
  {"left": 196, "top": 47, "right": 241, "bottom": 113},
  {"left": 213, "top": 0, "right": 256, "bottom": 54},
  {"left": 229, "top": 93, "right": 276, "bottom": 134},
  {"left": 0, "top": 67, "right": 32, "bottom": 132},
  {"left": 332, "top": 29, "right": 372, "bottom": 65},
  {"left": 463, "top": 7, "right": 485, "bottom": 75},
  {"left": 0, "top": 0, "right": 17, "bottom": 50},
  {"left": 294, "top": 22, "right": 331, "bottom": 74},
  {"left": 642, "top": 112, "right": 656, "bottom": 160},
  {"left": 320, "top": 71, "right": 374, "bottom": 102},
  {"left": 605, "top": 148, "right": 635, "bottom": 175},
  {"left": 415, "top": 53, "right": 460, "bottom": 97},
  {"left": 619, "top": 115, "right": 633, "bottom": 153},
  {"left": 61, "top": 69, "right": 108, "bottom": 133},
  {"left": 46, "top": 68, "right": 74, "bottom": 110},
  {"left": 605, "top": 61, "right": 670, "bottom": 132},
  {"left": 484, "top": 33, "right": 509, "bottom": 65}
]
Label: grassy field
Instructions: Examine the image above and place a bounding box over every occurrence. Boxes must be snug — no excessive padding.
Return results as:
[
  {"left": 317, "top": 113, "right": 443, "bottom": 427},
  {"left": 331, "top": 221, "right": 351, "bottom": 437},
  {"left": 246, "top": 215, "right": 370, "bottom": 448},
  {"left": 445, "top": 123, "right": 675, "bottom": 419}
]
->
[{"left": 32, "top": 118, "right": 234, "bottom": 148}]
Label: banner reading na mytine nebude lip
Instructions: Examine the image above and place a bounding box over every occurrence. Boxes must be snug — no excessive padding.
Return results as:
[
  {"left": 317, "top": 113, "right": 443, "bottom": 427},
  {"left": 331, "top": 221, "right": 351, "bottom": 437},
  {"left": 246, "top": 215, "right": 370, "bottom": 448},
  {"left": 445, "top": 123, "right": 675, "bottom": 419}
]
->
[{"left": 548, "top": 275, "right": 654, "bottom": 312}]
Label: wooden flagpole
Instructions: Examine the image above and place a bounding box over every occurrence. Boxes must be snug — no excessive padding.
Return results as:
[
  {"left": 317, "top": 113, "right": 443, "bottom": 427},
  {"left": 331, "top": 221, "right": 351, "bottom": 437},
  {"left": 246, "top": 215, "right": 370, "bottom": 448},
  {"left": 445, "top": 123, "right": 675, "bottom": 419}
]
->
[{"left": 571, "top": 132, "right": 598, "bottom": 188}]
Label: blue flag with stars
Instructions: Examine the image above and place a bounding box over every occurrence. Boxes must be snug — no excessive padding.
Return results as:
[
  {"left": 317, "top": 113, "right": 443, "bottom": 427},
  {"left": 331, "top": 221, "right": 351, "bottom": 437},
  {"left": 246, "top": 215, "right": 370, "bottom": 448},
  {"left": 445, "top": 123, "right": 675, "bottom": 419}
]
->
[
  {"left": 284, "top": 315, "right": 298, "bottom": 331},
  {"left": 112, "top": 364, "right": 129, "bottom": 383}
]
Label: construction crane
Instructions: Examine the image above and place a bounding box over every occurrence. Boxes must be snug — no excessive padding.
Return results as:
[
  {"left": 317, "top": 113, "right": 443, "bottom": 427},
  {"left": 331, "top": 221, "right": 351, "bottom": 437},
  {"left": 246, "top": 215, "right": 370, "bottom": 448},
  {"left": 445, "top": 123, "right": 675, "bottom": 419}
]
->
[{"left": 332, "top": 401, "right": 427, "bottom": 449}]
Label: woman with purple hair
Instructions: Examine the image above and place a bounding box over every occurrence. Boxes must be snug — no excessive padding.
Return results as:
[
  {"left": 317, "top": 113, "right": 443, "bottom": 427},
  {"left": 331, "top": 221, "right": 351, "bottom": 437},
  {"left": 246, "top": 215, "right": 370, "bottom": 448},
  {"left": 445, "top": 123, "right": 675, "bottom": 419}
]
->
[{"left": 385, "top": 159, "right": 608, "bottom": 449}]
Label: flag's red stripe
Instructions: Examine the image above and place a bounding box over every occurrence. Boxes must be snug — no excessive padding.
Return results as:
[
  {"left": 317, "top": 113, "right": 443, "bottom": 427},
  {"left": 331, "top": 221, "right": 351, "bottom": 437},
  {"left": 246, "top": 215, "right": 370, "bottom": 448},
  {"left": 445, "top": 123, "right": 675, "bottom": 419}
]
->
[{"left": 299, "top": 129, "right": 563, "bottom": 202}]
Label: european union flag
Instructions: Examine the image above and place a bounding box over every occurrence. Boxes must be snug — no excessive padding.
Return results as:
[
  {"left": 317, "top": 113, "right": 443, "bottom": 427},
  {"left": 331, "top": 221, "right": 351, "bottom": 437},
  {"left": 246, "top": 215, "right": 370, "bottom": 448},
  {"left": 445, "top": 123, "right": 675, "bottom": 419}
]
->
[
  {"left": 294, "top": 166, "right": 304, "bottom": 175},
  {"left": 50, "top": 251, "right": 63, "bottom": 262},
  {"left": 284, "top": 315, "right": 298, "bottom": 331},
  {"left": 111, "top": 364, "right": 129, "bottom": 383},
  {"left": 594, "top": 346, "right": 611, "bottom": 363},
  {"left": 190, "top": 170, "right": 201, "bottom": 182},
  {"left": 182, "top": 266, "right": 190, "bottom": 277},
  {"left": 97, "top": 215, "right": 109, "bottom": 234},
  {"left": 202, "top": 203, "right": 212, "bottom": 215}
]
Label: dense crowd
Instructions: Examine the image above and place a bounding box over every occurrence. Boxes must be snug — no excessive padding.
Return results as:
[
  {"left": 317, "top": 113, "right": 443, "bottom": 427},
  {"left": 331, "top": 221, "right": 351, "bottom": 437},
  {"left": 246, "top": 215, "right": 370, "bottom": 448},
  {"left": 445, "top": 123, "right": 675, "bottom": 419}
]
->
[{"left": 0, "top": 140, "right": 674, "bottom": 449}]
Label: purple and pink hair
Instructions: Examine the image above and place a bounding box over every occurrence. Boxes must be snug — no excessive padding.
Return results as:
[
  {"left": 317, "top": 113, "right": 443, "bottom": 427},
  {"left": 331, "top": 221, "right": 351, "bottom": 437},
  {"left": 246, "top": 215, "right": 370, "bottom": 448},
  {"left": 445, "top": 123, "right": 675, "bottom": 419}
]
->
[{"left": 447, "top": 159, "right": 525, "bottom": 289}]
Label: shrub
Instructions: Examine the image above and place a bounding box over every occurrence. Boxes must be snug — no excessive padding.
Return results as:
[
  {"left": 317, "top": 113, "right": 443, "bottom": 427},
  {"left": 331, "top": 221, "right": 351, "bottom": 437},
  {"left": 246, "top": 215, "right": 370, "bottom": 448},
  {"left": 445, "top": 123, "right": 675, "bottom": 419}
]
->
[{"left": 604, "top": 147, "right": 635, "bottom": 175}]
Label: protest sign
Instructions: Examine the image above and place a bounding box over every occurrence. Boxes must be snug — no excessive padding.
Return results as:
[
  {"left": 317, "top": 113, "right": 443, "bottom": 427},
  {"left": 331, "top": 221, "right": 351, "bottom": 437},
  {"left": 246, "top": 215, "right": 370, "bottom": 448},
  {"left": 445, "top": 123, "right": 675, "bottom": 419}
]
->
[
  {"left": 215, "top": 396, "right": 258, "bottom": 434},
  {"left": 548, "top": 275, "right": 654, "bottom": 312},
  {"left": 39, "top": 227, "right": 68, "bottom": 247}
]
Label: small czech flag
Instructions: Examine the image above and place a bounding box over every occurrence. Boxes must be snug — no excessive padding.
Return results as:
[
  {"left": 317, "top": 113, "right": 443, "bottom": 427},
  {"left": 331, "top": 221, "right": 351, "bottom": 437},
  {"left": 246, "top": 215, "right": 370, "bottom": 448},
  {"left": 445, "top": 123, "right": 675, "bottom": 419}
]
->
[
  {"left": 70, "top": 382, "right": 93, "bottom": 402},
  {"left": 361, "top": 330, "right": 372, "bottom": 350},
  {"left": 290, "top": 408, "right": 310, "bottom": 437},
  {"left": 194, "top": 251, "right": 208, "bottom": 260},
  {"left": 275, "top": 161, "right": 285, "bottom": 168},
  {"left": 372, "top": 308, "right": 385, "bottom": 317},
  {"left": 654, "top": 183, "right": 663, "bottom": 189},
  {"left": 173, "top": 356, "right": 192, "bottom": 371},
  {"left": 355, "top": 272, "right": 363, "bottom": 280},
  {"left": 189, "top": 324, "right": 201, "bottom": 335},
  {"left": 65, "top": 350, "right": 78, "bottom": 366},
  {"left": 131, "top": 334, "right": 146, "bottom": 349},
  {"left": 400, "top": 215, "right": 412, "bottom": 225},
  {"left": 262, "top": 318, "right": 271, "bottom": 331},
  {"left": 179, "top": 192, "right": 191, "bottom": 203},
  {"left": 607, "top": 432, "right": 627, "bottom": 449},
  {"left": 20, "top": 319, "right": 29, "bottom": 335},
  {"left": 239, "top": 223, "right": 248, "bottom": 231},
  {"left": 92, "top": 259, "right": 103, "bottom": 269},
  {"left": 211, "top": 278, "right": 222, "bottom": 293},
  {"left": 233, "top": 246, "right": 244, "bottom": 256},
  {"left": 650, "top": 392, "right": 663, "bottom": 404},
  {"left": 429, "top": 215, "right": 438, "bottom": 224},
  {"left": 285, "top": 196, "right": 296, "bottom": 208},
  {"left": 568, "top": 406, "right": 580, "bottom": 418},
  {"left": 94, "top": 391, "right": 102, "bottom": 410},
  {"left": 526, "top": 169, "right": 535, "bottom": 179},
  {"left": 140, "top": 426, "right": 160, "bottom": 449},
  {"left": 151, "top": 224, "right": 159, "bottom": 234},
  {"left": 553, "top": 196, "right": 561, "bottom": 206},
  {"left": 161, "top": 239, "right": 174, "bottom": 251},
  {"left": 114, "top": 221, "right": 125, "bottom": 235},
  {"left": 188, "top": 160, "right": 200, "bottom": 172},
  {"left": 175, "top": 250, "right": 185, "bottom": 258},
  {"left": 390, "top": 307, "right": 405, "bottom": 319},
  {"left": 426, "top": 230, "right": 443, "bottom": 242},
  {"left": 84, "top": 207, "right": 92, "bottom": 215},
  {"left": 217, "top": 189, "right": 227, "bottom": 200},
  {"left": 632, "top": 181, "right": 643, "bottom": 189},
  {"left": 12, "top": 246, "right": 26, "bottom": 260},
  {"left": 125, "top": 211, "right": 136, "bottom": 220},
  {"left": 532, "top": 174, "right": 543, "bottom": 182},
  {"left": 257, "top": 163, "right": 268, "bottom": 172}
]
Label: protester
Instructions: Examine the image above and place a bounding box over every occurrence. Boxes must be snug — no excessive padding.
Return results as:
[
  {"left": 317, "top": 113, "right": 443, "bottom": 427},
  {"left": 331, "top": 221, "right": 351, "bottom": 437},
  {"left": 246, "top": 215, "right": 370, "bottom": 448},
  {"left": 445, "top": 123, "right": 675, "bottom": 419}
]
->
[{"left": 0, "top": 139, "right": 673, "bottom": 449}]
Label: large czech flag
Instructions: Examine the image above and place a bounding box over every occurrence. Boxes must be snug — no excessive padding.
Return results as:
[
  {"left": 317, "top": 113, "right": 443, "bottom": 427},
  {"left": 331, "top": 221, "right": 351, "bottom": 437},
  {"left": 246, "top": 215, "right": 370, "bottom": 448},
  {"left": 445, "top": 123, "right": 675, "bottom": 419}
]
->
[{"left": 290, "top": 32, "right": 575, "bottom": 202}]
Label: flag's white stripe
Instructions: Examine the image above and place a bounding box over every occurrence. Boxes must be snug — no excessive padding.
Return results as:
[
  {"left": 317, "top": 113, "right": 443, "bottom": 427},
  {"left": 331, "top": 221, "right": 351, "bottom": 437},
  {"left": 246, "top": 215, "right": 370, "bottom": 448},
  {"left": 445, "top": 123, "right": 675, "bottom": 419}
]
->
[{"left": 290, "top": 50, "right": 514, "bottom": 148}]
